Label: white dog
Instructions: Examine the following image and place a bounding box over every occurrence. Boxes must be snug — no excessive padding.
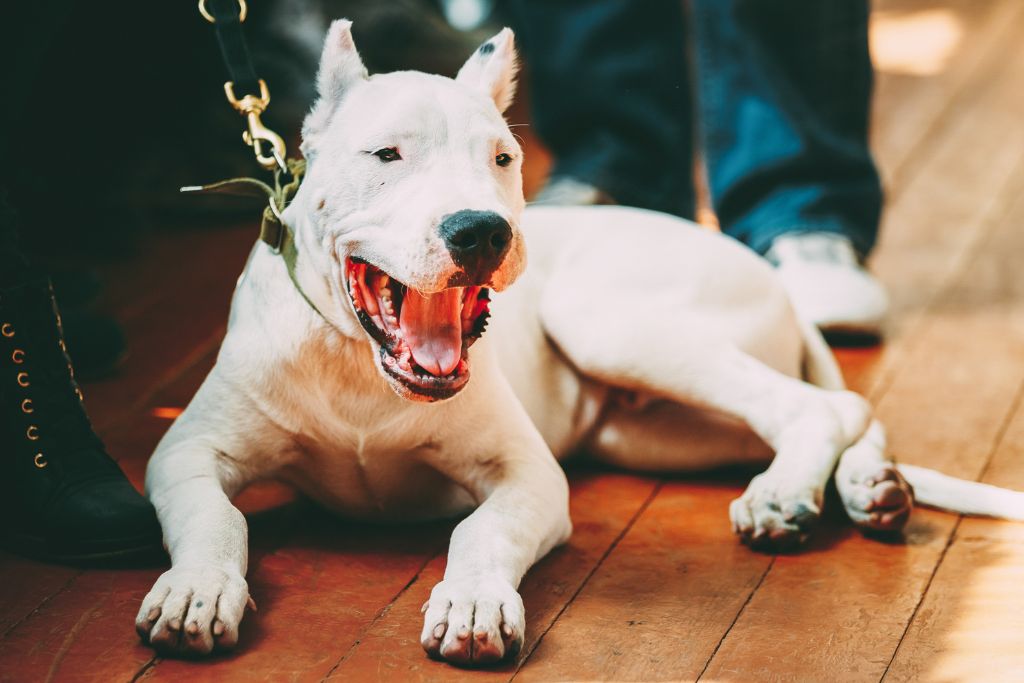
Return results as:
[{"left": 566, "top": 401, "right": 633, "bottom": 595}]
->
[{"left": 136, "top": 22, "right": 1024, "bottom": 665}]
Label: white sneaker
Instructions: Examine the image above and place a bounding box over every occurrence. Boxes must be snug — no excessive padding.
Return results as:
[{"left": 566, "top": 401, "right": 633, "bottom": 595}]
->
[
  {"left": 766, "top": 232, "right": 889, "bottom": 338},
  {"left": 532, "top": 177, "right": 614, "bottom": 206}
]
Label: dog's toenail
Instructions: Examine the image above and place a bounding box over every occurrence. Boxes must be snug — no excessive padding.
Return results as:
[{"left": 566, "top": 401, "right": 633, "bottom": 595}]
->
[
  {"left": 785, "top": 503, "right": 818, "bottom": 527},
  {"left": 474, "top": 631, "right": 489, "bottom": 643},
  {"left": 457, "top": 627, "right": 471, "bottom": 640},
  {"left": 146, "top": 607, "right": 160, "bottom": 621},
  {"left": 433, "top": 624, "right": 446, "bottom": 639},
  {"left": 213, "top": 620, "right": 226, "bottom": 637},
  {"left": 501, "top": 623, "right": 513, "bottom": 638},
  {"left": 168, "top": 618, "right": 182, "bottom": 632},
  {"left": 421, "top": 601, "right": 429, "bottom": 614},
  {"left": 187, "top": 622, "right": 200, "bottom": 636}
]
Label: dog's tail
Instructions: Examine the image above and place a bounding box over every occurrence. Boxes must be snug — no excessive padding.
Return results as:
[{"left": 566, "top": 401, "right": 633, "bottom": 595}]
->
[
  {"left": 798, "top": 316, "right": 847, "bottom": 391},
  {"left": 797, "top": 319, "right": 1024, "bottom": 521},
  {"left": 897, "top": 464, "right": 1024, "bottom": 521}
]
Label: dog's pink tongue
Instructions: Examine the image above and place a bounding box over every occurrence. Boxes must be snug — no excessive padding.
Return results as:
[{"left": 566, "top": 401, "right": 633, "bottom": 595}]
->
[{"left": 399, "top": 289, "right": 463, "bottom": 376}]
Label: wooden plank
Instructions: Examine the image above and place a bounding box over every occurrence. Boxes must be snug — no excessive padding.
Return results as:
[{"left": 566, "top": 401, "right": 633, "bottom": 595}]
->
[
  {"left": 871, "top": 0, "right": 1024, "bottom": 188},
  {"left": 846, "top": 12, "right": 1024, "bottom": 396},
  {"left": 323, "top": 470, "right": 659, "bottom": 683},
  {"left": 882, "top": 192, "right": 1024, "bottom": 682},
  {"left": 0, "top": 557, "right": 77, "bottom": 638},
  {"left": 0, "top": 347, "right": 294, "bottom": 682},
  {"left": 0, "top": 508, "right": 297, "bottom": 683},
  {"left": 513, "top": 481, "right": 770, "bottom": 683},
  {"left": 700, "top": 73, "right": 1024, "bottom": 683},
  {"left": 883, "top": 400, "right": 1024, "bottom": 683},
  {"left": 141, "top": 513, "right": 452, "bottom": 683}
]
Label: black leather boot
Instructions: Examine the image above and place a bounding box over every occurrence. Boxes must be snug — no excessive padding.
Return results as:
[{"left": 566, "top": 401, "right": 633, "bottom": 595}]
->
[{"left": 0, "top": 278, "right": 162, "bottom": 564}]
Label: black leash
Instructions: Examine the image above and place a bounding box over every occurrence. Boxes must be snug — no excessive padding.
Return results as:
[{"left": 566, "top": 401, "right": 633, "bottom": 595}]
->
[
  {"left": 198, "top": 0, "right": 288, "bottom": 173},
  {"left": 186, "top": 1, "right": 314, "bottom": 309}
]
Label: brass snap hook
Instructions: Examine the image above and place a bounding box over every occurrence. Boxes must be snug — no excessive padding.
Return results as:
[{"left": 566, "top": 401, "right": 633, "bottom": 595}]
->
[
  {"left": 223, "top": 80, "right": 288, "bottom": 172},
  {"left": 21, "top": 398, "right": 33, "bottom": 414},
  {"left": 1, "top": 323, "right": 13, "bottom": 337},
  {"left": 12, "top": 348, "right": 24, "bottom": 363},
  {"left": 16, "top": 371, "right": 29, "bottom": 387},
  {"left": 26, "top": 425, "right": 39, "bottom": 441},
  {"left": 34, "top": 453, "right": 47, "bottom": 469}
]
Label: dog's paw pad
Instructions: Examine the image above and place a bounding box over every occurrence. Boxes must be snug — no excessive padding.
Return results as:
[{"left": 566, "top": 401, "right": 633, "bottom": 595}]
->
[
  {"left": 421, "top": 578, "right": 524, "bottom": 665},
  {"left": 839, "top": 464, "right": 913, "bottom": 532},
  {"left": 730, "top": 473, "right": 822, "bottom": 551},
  {"left": 136, "top": 565, "right": 250, "bottom": 656}
]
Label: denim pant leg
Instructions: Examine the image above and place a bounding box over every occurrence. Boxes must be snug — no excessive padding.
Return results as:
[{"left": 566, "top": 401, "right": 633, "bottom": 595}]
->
[
  {"left": 691, "top": 0, "right": 883, "bottom": 256},
  {"left": 507, "top": 0, "right": 695, "bottom": 218}
]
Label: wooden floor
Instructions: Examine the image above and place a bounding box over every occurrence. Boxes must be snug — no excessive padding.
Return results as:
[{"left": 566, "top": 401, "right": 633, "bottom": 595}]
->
[{"left": 3, "top": 0, "right": 1024, "bottom": 680}]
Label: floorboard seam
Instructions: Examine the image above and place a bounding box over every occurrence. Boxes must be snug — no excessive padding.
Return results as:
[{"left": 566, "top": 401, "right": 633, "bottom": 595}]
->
[
  {"left": 318, "top": 549, "right": 442, "bottom": 682},
  {"left": 128, "top": 657, "right": 158, "bottom": 683},
  {"left": 879, "top": 376, "right": 1024, "bottom": 682},
  {"left": 509, "top": 479, "right": 665, "bottom": 682},
  {"left": 0, "top": 570, "right": 83, "bottom": 640},
  {"left": 878, "top": 517, "right": 959, "bottom": 683},
  {"left": 694, "top": 556, "right": 775, "bottom": 682}
]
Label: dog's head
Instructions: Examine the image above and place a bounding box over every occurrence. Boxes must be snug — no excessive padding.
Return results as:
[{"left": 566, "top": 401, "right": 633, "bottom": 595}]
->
[{"left": 291, "top": 20, "right": 525, "bottom": 402}]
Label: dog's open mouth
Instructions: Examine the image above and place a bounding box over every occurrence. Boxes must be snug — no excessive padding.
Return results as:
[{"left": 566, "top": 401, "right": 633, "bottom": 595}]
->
[{"left": 345, "top": 257, "right": 490, "bottom": 399}]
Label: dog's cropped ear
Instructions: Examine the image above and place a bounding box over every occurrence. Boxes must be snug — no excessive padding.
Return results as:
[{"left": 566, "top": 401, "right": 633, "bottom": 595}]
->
[
  {"left": 302, "top": 19, "right": 368, "bottom": 158},
  {"left": 455, "top": 28, "right": 518, "bottom": 114}
]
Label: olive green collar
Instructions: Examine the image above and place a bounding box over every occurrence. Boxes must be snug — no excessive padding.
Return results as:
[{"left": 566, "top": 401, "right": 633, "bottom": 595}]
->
[{"left": 181, "top": 159, "right": 324, "bottom": 316}]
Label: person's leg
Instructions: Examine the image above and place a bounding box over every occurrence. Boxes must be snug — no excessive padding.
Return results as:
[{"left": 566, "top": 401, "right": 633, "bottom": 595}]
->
[
  {"left": 0, "top": 2, "right": 161, "bottom": 565},
  {"left": 691, "top": 1, "right": 887, "bottom": 337},
  {"left": 507, "top": 0, "right": 696, "bottom": 218},
  {"left": 692, "top": 0, "right": 881, "bottom": 255}
]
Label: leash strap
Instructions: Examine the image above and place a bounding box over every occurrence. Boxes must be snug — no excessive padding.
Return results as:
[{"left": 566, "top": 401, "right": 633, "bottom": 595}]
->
[
  {"left": 202, "top": 0, "right": 260, "bottom": 98},
  {"left": 198, "top": 0, "right": 287, "bottom": 171}
]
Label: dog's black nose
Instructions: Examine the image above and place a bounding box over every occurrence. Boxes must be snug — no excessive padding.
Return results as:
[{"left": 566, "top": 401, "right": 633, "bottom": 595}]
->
[{"left": 438, "top": 210, "right": 513, "bottom": 282}]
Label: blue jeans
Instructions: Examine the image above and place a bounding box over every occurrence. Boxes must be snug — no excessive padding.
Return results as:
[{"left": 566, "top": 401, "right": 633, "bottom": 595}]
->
[{"left": 507, "top": 0, "right": 882, "bottom": 256}]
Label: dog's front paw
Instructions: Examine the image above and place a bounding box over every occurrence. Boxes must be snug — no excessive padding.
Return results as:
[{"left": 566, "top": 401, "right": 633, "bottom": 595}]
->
[
  {"left": 135, "top": 564, "right": 251, "bottom": 656},
  {"left": 730, "top": 472, "right": 822, "bottom": 551},
  {"left": 836, "top": 462, "right": 913, "bottom": 532},
  {"left": 420, "top": 577, "right": 524, "bottom": 666}
]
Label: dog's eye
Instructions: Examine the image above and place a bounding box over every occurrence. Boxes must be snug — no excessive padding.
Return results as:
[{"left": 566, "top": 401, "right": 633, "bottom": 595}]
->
[
  {"left": 372, "top": 147, "right": 401, "bottom": 162},
  {"left": 495, "top": 153, "right": 513, "bottom": 167}
]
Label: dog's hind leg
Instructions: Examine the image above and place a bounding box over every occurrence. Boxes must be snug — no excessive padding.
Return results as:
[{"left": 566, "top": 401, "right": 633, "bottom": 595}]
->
[
  {"left": 833, "top": 420, "right": 914, "bottom": 531},
  {"left": 541, "top": 297, "right": 871, "bottom": 550}
]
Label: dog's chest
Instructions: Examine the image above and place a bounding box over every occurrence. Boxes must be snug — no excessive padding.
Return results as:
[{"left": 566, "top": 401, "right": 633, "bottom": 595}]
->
[{"left": 280, "top": 412, "right": 476, "bottom": 520}]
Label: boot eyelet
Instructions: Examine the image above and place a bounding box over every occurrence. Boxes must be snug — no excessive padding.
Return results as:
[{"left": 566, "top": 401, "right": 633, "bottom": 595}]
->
[
  {"left": 12, "top": 348, "right": 24, "bottom": 364},
  {"left": 16, "top": 372, "right": 29, "bottom": 387},
  {"left": 34, "top": 453, "right": 47, "bottom": 468},
  {"left": 1, "top": 323, "right": 13, "bottom": 338},
  {"left": 21, "top": 398, "right": 33, "bottom": 414},
  {"left": 26, "top": 425, "right": 39, "bottom": 441}
]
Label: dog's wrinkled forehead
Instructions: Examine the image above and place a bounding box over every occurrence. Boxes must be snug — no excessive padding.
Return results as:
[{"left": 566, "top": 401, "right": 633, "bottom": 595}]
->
[
  {"left": 330, "top": 73, "right": 515, "bottom": 155},
  {"left": 301, "top": 20, "right": 519, "bottom": 162}
]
